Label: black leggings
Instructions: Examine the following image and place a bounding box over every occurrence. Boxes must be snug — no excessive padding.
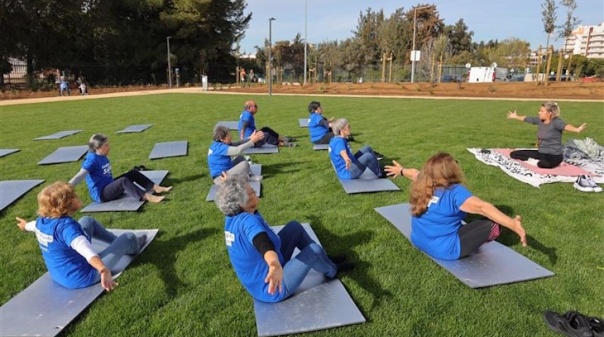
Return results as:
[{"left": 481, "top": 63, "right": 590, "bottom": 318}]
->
[
  {"left": 101, "top": 170, "right": 155, "bottom": 202},
  {"left": 255, "top": 126, "right": 280, "bottom": 146},
  {"left": 510, "top": 149, "right": 563, "bottom": 169},
  {"left": 458, "top": 220, "right": 501, "bottom": 258},
  {"left": 313, "top": 131, "right": 334, "bottom": 145}
]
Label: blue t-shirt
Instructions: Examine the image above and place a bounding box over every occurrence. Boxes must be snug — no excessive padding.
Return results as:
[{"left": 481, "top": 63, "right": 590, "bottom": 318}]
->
[
  {"left": 238, "top": 110, "right": 256, "bottom": 139},
  {"left": 308, "top": 113, "right": 329, "bottom": 142},
  {"left": 207, "top": 141, "right": 234, "bottom": 179},
  {"left": 224, "top": 211, "right": 285, "bottom": 303},
  {"left": 35, "top": 216, "right": 97, "bottom": 288},
  {"left": 82, "top": 152, "right": 113, "bottom": 202},
  {"left": 329, "top": 137, "right": 353, "bottom": 179},
  {"left": 411, "top": 184, "right": 473, "bottom": 260}
]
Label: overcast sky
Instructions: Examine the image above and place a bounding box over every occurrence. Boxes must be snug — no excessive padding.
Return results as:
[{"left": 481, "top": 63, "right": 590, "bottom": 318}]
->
[{"left": 237, "top": 0, "right": 604, "bottom": 54}]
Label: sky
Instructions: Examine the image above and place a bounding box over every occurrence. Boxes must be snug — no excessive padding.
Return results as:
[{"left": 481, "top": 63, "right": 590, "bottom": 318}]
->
[{"left": 237, "top": 0, "right": 604, "bottom": 55}]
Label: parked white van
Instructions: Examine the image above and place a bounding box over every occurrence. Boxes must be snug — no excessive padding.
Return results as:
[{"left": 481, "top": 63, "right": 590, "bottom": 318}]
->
[{"left": 468, "top": 67, "right": 509, "bottom": 83}]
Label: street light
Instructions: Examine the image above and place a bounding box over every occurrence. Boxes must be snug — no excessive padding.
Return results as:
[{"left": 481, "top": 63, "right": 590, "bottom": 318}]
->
[
  {"left": 303, "top": 0, "right": 307, "bottom": 85},
  {"left": 268, "top": 17, "right": 276, "bottom": 96},
  {"left": 167, "top": 36, "right": 172, "bottom": 88},
  {"left": 411, "top": 5, "right": 429, "bottom": 83}
]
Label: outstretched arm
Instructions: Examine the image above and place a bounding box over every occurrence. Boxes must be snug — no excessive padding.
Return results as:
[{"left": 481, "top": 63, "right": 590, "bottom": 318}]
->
[
  {"left": 16, "top": 217, "right": 36, "bottom": 232},
  {"left": 564, "top": 123, "right": 587, "bottom": 133},
  {"left": 340, "top": 150, "right": 352, "bottom": 170},
  {"left": 69, "top": 168, "right": 89, "bottom": 186},
  {"left": 460, "top": 196, "right": 527, "bottom": 247},
  {"left": 384, "top": 160, "right": 419, "bottom": 180},
  {"left": 71, "top": 236, "right": 117, "bottom": 291},
  {"left": 506, "top": 110, "right": 526, "bottom": 122}
]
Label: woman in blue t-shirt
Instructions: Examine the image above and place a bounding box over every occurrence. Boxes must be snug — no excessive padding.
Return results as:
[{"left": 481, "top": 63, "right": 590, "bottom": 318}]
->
[
  {"left": 214, "top": 175, "right": 353, "bottom": 303},
  {"left": 69, "top": 134, "right": 171, "bottom": 203},
  {"left": 208, "top": 126, "right": 264, "bottom": 184},
  {"left": 507, "top": 101, "right": 587, "bottom": 168},
  {"left": 329, "top": 118, "right": 383, "bottom": 179},
  {"left": 16, "top": 181, "right": 145, "bottom": 290},
  {"left": 409, "top": 153, "right": 527, "bottom": 260}
]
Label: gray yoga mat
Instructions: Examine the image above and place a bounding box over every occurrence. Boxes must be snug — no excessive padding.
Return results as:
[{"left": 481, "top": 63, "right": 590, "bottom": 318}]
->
[
  {"left": 254, "top": 223, "right": 365, "bottom": 336},
  {"left": 374, "top": 203, "right": 555, "bottom": 288},
  {"left": 37, "top": 145, "right": 89, "bottom": 165},
  {"left": 298, "top": 118, "right": 309, "bottom": 127},
  {"left": 207, "top": 180, "right": 261, "bottom": 202},
  {"left": 244, "top": 144, "right": 279, "bottom": 155},
  {"left": 149, "top": 141, "right": 188, "bottom": 159},
  {"left": 80, "top": 170, "right": 169, "bottom": 212},
  {"left": 0, "top": 148, "right": 20, "bottom": 158},
  {"left": 0, "top": 179, "right": 45, "bottom": 212},
  {"left": 215, "top": 121, "right": 239, "bottom": 130},
  {"left": 34, "top": 130, "right": 83, "bottom": 141},
  {"left": 115, "top": 124, "right": 152, "bottom": 133},
  {"left": 313, "top": 144, "right": 329, "bottom": 151},
  {"left": 336, "top": 168, "right": 400, "bottom": 194},
  {"left": 0, "top": 229, "right": 158, "bottom": 337}
]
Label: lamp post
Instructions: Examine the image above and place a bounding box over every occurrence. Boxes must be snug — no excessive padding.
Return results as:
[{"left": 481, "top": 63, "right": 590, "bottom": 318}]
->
[
  {"left": 167, "top": 36, "right": 172, "bottom": 88},
  {"left": 411, "top": 5, "right": 429, "bottom": 83},
  {"left": 268, "top": 17, "right": 275, "bottom": 96},
  {"left": 303, "top": 0, "right": 307, "bottom": 85}
]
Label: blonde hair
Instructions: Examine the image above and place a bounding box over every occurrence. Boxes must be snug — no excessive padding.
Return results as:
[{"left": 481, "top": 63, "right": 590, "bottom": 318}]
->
[
  {"left": 410, "top": 153, "right": 465, "bottom": 216},
  {"left": 542, "top": 101, "right": 560, "bottom": 118},
  {"left": 37, "top": 182, "right": 79, "bottom": 218}
]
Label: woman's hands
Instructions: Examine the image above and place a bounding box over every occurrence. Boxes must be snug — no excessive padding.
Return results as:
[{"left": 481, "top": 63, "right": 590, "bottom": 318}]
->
[
  {"left": 99, "top": 267, "right": 118, "bottom": 292},
  {"left": 265, "top": 260, "right": 283, "bottom": 295},
  {"left": 511, "top": 215, "right": 528, "bottom": 247},
  {"left": 250, "top": 130, "right": 265, "bottom": 143},
  {"left": 384, "top": 160, "right": 419, "bottom": 180},
  {"left": 506, "top": 110, "right": 518, "bottom": 119},
  {"left": 15, "top": 217, "right": 28, "bottom": 231}
]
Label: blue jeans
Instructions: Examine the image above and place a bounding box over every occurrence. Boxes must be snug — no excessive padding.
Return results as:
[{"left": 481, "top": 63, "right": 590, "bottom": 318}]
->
[
  {"left": 78, "top": 216, "right": 139, "bottom": 278},
  {"left": 349, "top": 145, "right": 381, "bottom": 178},
  {"left": 278, "top": 221, "right": 337, "bottom": 298}
]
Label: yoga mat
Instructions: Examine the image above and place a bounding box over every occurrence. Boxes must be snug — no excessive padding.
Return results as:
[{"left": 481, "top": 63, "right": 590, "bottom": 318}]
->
[
  {"left": 0, "top": 179, "right": 45, "bottom": 212},
  {"left": 37, "top": 145, "right": 88, "bottom": 165}
]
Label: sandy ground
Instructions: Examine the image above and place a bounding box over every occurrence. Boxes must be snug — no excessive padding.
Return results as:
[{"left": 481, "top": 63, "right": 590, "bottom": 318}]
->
[{"left": 1, "top": 81, "right": 603, "bottom": 106}]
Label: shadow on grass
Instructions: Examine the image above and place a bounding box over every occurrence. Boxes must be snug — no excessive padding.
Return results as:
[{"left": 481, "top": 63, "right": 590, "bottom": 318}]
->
[
  {"left": 166, "top": 173, "right": 204, "bottom": 184},
  {"left": 263, "top": 161, "right": 306, "bottom": 175},
  {"left": 145, "top": 227, "right": 220, "bottom": 298},
  {"left": 306, "top": 215, "right": 394, "bottom": 313}
]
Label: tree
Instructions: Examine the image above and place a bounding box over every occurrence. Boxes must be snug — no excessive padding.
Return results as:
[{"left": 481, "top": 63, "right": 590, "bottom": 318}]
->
[
  {"left": 541, "top": 0, "right": 557, "bottom": 52},
  {"left": 444, "top": 19, "right": 474, "bottom": 57}
]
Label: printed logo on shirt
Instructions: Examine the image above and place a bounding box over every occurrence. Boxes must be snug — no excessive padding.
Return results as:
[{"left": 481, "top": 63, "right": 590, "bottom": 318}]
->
[
  {"left": 427, "top": 196, "right": 440, "bottom": 208},
  {"left": 102, "top": 163, "right": 111, "bottom": 176},
  {"left": 225, "top": 231, "right": 235, "bottom": 246},
  {"left": 34, "top": 228, "right": 53, "bottom": 247},
  {"left": 208, "top": 148, "right": 213, "bottom": 156}
]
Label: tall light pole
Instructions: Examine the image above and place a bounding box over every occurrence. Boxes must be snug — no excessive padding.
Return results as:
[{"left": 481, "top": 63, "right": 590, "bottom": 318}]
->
[
  {"left": 303, "top": 0, "right": 307, "bottom": 85},
  {"left": 167, "top": 36, "right": 172, "bottom": 88},
  {"left": 268, "top": 17, "right": 275, "bottom": 96},
  {"left": 411, "top": 5, "right": 429, "bottom": 83}
]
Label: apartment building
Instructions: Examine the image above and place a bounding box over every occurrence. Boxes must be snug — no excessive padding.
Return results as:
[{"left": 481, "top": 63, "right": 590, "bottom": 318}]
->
[{"left": 563, "top": 23, "right": 604, "bottom": 59}]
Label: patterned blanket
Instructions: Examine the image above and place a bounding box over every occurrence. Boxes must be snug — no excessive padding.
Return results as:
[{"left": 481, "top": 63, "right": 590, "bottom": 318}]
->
[{"left": 467, "top": 148, "right": 604, "bottom": 188}]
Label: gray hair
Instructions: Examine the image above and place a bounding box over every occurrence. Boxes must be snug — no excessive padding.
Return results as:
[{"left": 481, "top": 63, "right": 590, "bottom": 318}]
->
[
  {"left": 215, "top": 174, "right": 249, "bottom": 216},
  {"left": 331, "top": 118, "right": 348, "bottom": 136},
  {"left": 88, "top": 134, "right": 108, "bottom": 152},
  {"left": 213, "top": 126, "right": 231, "bottom": 141},
  {"left": 542, "top": 101, "right": 561, "bottom": 118}
]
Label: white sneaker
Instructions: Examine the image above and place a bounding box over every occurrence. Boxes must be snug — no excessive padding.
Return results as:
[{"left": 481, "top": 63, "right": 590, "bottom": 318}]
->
[
  {"left": 584, "top": 175, "right": 602, "bottom": 193},
  {"left": 573, "top": 175, "right": 595, "bottom": 192},
  {"left": 248, "top": 175, "right": 263, "bottom": 182}
]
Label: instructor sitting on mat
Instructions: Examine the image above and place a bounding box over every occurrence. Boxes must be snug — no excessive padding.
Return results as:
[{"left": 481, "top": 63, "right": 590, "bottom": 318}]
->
[
  {"left": 408, "top": 152, "right": 527, "bottom": 261},
  {"left": 238, "top": 100, "right": 293, "bottom": 147},
  {"left": 69, "top": 134, "right": 171, "bottom": 203},
  {"left": 506, "top": 101, "right": 587, "bottom": 169},
  {"left": 208, "top": 125, "right": 264, "bottom": 184},
  {"left": 329, "top": 118, "right": 384, "bottom": 179},
  {"left": 16, "top": 181, "right": 146, "bottom": 291},
  {"left": 215, "top": 175, "right": 353, "bottom": 303}
]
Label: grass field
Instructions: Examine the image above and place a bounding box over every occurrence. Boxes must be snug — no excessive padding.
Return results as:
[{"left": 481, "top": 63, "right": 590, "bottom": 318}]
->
[{"left": 0, "top": 93, "right": 602, "bottom": 337}]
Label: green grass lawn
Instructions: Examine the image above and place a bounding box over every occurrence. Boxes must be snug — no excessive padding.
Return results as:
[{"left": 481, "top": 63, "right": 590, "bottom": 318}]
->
[{"left": 1, "top": 93, "right": 602, "bottom": 337}]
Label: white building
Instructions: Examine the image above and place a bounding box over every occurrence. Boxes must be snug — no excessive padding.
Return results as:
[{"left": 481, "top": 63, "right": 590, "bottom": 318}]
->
[{"left": 563, "top": 23, "right": 604, "bottom": 59}]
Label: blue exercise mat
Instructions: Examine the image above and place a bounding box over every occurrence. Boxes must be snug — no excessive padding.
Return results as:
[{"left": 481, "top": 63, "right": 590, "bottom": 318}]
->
[
  {"left": 254, "top": 223, "right": 365, "bottom": 336},
  {"left": 115, "top": 124, "right": 152, "bottom": 133},
  {"left": 80, "top": 170, "right": 169, "bottom": 212},
  {"left": 0, "top": 229, "right": 157, "bottom": 337},
  {"left": 0, "top": 179, "right": 45, "bottom": 212},
  {"left": 334, "top": 166, "right": 400, "bottom": 194},
  {"left": 298, "top": 118, "right": 309, "bottom": 127},
  {"left": 37, "top": 145, "right": 89, "bottom": 165},
  {"left": 34, "top": 130, "right": 83, "bottom": 141},
  {"left": 0, "top": 148, "right": 20, "bottom": 158},
  {"left": 215, "top": 121, "right": 239, "bottom": 130},
  {"left": 149, "top": 141, "right": 188, "bottom": 159},
  {"left": 312, "top": 144, "right": 329, "bottom": 151},
  {"left": 243, "top": 144, "right": 279, "bottom": 155},
  {"left": 374, "top": 203, "right": 555, "bottom": 288}
]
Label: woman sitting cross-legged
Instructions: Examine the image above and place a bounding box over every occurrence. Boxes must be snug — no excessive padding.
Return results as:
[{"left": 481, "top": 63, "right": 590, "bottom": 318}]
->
[
  {"left": 215, "top": 175, "right": 354, "bottom": 303},
  {"left": 208, "top": 126, "right": 264, "bottom": 184},
  {"left": 16, "top": 181, "right": 146, "bottom": 291},
  {"left": 408, "top": 152, "right": 527, "bottom": 260},
  {"left": 69, "top": 134, "right": 172, "bottom": 203},
  {"left": 329, "top": 118, "right": 384, "bottom": 179}
]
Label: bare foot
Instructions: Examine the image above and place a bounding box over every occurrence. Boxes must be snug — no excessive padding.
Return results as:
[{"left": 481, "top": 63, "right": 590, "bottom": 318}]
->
[
  {"left": 144, "top": 193, "right": 165, "bottom": 203},
  {"left": 153, "top": 185, "right": 173, "bottom": 193}
]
